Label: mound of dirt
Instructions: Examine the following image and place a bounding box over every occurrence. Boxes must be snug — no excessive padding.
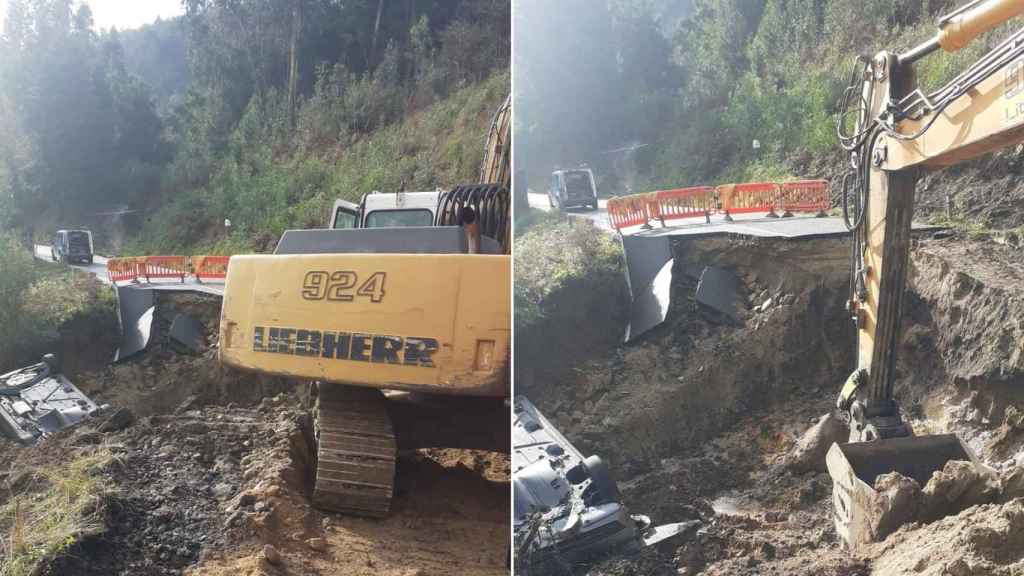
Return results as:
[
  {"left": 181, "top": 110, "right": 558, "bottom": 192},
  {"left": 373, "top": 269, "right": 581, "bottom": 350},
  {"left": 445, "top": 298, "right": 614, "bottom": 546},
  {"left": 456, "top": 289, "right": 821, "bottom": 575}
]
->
[
  {"left": 2, "top": 290, "right": 510, "bottom": 576},
  {"left": 870, "top": 498, "right": 1024, "bottom": 575},
  {"left": 42, "top": 399, "right": 302, "bottom": 576},
  {"left": 915, "top": 148, "right": 1024, "bottom": 230}
]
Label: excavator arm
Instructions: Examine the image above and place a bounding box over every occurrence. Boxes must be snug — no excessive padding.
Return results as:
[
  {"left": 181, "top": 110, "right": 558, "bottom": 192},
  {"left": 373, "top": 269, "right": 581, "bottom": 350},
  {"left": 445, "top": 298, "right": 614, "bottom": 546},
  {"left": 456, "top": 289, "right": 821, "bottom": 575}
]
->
[
  {"left": 827, "top": 0, "right": 1024, "bottom": 548},
  {"left": 839, "top": 0, "right": 1024, "bottom": 441}
]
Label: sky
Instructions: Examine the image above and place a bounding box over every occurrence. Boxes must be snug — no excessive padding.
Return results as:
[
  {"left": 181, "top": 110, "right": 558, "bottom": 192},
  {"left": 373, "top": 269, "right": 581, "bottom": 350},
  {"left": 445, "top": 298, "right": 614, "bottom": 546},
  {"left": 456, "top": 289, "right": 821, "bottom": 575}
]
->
[{"left": 1, "top": 0, "right": 184, "bottom": 32}]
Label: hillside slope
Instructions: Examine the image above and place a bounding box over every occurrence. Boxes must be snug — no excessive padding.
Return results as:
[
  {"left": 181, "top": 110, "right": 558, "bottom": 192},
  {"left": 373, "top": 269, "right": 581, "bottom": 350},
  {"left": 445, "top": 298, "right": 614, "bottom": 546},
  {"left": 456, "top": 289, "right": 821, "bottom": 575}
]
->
[{"left": 126, "top": 71, "right": 508, "bottom": 255}]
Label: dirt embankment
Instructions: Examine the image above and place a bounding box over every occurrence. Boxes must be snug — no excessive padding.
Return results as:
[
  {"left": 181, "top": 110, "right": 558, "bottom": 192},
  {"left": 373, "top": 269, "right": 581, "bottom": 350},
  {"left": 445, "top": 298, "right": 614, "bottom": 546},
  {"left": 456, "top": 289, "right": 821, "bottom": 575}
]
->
[
  {"left": 528, "top": 230, "right": 1024, "bottom": 575},
  {"left": 1, "top": 291, "right": 509, "bottom": 576},
  {"left": 797, "top": 146, "right": 1024, "bottom": 232},
  {"left": 527, "top": 236, "right": 852, "bottom": 480}
]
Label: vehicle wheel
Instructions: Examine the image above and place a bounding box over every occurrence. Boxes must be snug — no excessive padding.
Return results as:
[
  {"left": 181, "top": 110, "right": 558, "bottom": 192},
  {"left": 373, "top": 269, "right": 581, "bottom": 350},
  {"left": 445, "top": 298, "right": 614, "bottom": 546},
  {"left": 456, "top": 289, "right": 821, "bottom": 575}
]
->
[{"left": 583, "top": 455, "right": 620, "bottom": 504}]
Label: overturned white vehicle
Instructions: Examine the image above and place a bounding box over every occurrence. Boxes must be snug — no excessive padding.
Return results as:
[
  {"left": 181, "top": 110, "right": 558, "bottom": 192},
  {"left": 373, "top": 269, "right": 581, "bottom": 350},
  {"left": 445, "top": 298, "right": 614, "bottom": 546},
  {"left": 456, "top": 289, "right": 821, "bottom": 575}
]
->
[
  {"left": 513, "top": 396, "right": 693, "bottom": 574},
  {"left": 0, "top": 355, "right": 104, "bottom": 444}
]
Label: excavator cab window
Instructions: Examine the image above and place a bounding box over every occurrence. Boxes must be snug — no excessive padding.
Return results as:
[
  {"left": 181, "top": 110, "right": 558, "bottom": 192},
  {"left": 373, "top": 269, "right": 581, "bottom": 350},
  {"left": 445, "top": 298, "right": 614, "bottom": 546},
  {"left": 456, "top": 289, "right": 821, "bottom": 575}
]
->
[
  {"left": 331, "top": 199, "right": 360, "bottom": 229},
  {"left": 332, "top": 209, "right": 357, "bottom": 229},
  {"left": 364, "top": 209, "right": 433, "bottom": 228}
]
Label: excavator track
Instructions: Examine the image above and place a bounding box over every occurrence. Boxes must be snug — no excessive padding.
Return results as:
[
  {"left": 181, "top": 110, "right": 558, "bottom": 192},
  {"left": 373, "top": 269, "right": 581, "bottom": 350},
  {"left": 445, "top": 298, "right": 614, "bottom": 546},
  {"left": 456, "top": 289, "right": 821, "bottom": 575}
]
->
[{"left": 312, "top": 384, "right": 396, "bottom": 517}]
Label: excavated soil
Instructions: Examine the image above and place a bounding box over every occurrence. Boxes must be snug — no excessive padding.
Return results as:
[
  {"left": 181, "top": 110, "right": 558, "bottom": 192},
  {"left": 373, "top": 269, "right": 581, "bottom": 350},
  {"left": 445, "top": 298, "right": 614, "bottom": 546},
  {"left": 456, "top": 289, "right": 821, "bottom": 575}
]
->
[
  {"left": 0, "top": 291, "right": 509, "bottom": 576},
  {"left": 525, "top": 232, "right": 1024, "bottom": 575}
]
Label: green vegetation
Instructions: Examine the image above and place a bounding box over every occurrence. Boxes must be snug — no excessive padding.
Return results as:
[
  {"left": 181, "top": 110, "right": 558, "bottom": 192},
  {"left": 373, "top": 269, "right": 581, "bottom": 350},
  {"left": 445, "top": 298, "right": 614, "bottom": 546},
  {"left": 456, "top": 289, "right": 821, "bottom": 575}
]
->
[
  {"left": 514, "top": 216, "right": 629, "bottom": 391},
  {"left": 0, "top": 233, "right": 116, "bottom": 372},
  {"left": 0, "top": 449, "right": 116, "bottom": 576},
  {"left": 0, "top": 0, "right": 510, "bottom": 253},
  {"left": 516, "top": 0, "right": 1016, "bottom": 196},
  {"left": 514, "top": 217, "right": 623, "bottom": 330},
  {"left": 125, "top": 71, "right": 508, "bottom": 255}
]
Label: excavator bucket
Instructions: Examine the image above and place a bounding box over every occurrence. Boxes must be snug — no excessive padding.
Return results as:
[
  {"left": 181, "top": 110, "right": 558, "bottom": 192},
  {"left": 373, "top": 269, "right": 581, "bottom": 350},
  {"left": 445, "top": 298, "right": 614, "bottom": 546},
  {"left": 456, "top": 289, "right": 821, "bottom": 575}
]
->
[{"left": 826, "top": 434, "right": 986, "bottom": 549}]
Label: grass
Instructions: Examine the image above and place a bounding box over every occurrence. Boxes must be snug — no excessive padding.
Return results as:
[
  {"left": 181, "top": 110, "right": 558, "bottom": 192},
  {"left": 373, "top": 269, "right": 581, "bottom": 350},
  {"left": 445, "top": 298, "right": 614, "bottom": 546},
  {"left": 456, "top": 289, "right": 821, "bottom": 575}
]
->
[
  {"left": 514, "top": 216, "right": 623, "bottom": 329},
  {"left": 512, "top": 206, "right": 562, "bottom": 238},
  {"left": 0, "top": 237, "right": 117, "bottom": 372},
  {"left": 0, "top": 449, "right": 117, "bottom": 576},
  {"left": 22, "top": 267, "right": 116, "bottom": 328},
  {"left": 926, "top": 213, "right": 1024, "bottom": 246},
  {"left": 926, "top": 213, "right": 995, "bottom": 239}
]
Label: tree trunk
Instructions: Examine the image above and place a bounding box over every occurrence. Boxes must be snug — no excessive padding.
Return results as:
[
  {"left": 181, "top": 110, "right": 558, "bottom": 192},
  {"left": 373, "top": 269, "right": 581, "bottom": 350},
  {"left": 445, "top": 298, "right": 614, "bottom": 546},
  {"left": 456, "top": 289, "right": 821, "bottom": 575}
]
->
[
  {"left": 370, "top": 0, "right": 385, "bottom": 65},
  {"left": 288, "top": 0, "right": 303, "bottom": 129}
]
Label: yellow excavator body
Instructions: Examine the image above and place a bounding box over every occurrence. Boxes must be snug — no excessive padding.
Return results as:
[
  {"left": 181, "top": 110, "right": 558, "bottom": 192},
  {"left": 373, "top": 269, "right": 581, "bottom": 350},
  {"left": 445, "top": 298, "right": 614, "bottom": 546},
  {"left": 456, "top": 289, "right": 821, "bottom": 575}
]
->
[
  {"left": 215, "top": 94, "right": 511, "bottom": 518},
  {"left": 219, "top": 252, "right": 510, "bottom": 397}
]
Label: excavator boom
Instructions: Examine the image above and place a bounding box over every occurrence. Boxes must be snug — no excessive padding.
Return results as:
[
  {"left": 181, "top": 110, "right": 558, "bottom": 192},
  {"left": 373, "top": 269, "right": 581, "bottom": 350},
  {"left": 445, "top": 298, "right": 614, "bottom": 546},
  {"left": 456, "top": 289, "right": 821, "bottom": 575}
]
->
[{"left": 829, "top": 0, "right": 1023, "bottom": 547}]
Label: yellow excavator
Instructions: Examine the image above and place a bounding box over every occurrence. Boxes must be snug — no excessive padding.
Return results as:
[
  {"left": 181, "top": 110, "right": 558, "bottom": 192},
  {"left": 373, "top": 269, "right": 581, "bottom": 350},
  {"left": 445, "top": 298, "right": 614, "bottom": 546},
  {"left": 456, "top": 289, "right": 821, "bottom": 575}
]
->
[
  {"left": 218, "top": 96, "right": 510, "bottom": 517},
  {"left": 827, "top": 0, "right": 1024, "bottom": 547}
]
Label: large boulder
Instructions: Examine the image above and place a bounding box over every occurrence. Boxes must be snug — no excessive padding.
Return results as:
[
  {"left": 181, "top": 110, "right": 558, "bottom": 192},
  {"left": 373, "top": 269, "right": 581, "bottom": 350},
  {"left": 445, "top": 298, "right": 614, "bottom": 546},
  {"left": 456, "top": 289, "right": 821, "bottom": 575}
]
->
[{"left": 785, "top": 412, "right": 849, "bottom": 473}]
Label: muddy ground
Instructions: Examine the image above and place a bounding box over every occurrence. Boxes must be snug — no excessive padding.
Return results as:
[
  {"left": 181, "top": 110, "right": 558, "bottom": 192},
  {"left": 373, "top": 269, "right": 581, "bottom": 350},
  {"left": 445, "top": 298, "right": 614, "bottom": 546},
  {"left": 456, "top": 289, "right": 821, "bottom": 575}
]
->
[
  {"left": 520, "top": 232, "right": 1024, "bottom": 575},
  {"left": 0, "top": 292, "right": 509, "bottom": 576}
]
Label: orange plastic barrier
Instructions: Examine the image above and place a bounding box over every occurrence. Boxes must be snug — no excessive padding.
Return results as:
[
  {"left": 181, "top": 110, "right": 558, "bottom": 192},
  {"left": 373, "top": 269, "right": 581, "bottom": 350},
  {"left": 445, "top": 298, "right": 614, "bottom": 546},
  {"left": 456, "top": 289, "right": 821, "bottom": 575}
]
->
[
  {"left": 719, "top": 182, "right": 780, "bottom": 218},
  {"left": 607, "top": 193, "right": 655, "bottom": 230},
  {"left": 106, "top": 258, "right": 142, "bottom": 283},
  {"left": 191, "top": 255, "right": 230, "bottom": 282},
  {"left": 779, "top": 180, "right": 829, "bottom": 216},
  {"left": 652, "top": 187, "right": 716, "bottom": 226},
  {"left": 141, "top": 256, "right": 188, "bottom": 283}
]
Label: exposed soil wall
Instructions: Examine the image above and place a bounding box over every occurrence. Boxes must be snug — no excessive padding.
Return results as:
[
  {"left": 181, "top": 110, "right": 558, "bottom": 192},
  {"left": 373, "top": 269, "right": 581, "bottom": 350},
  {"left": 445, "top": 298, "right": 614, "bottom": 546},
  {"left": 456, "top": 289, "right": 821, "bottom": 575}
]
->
[
  {"left": 530, "top": 235, "right": 853, "bottom": 476},
  {"left": 525, "top": 230, "right": 1024, "bottom": 575}
]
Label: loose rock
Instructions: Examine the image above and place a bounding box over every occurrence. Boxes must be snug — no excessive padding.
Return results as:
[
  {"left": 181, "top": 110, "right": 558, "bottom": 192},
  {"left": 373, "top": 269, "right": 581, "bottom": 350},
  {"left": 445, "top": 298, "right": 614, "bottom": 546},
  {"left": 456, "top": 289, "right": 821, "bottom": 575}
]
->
[{"left": 785, "top": 412, "right": 848, "bottom": 473}]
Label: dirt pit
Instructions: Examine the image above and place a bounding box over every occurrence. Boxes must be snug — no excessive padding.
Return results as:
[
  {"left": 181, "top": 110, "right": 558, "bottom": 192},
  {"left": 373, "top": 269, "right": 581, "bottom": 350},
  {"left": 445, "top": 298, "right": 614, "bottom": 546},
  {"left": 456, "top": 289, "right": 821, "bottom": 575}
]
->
[
  {"left": 522, "top": 233, "right": 1024, "bottom": 575},
  {"left": 0, "top": 291, "right": 509, "bottom": 576}
]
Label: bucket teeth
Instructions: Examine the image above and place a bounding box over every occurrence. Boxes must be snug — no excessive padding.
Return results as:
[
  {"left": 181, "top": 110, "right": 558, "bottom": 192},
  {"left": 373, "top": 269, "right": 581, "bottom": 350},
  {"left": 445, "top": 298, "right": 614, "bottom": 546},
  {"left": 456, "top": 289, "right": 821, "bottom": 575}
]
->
[{"left": 312, "top": 385, "right": 396, "bottom": 518}]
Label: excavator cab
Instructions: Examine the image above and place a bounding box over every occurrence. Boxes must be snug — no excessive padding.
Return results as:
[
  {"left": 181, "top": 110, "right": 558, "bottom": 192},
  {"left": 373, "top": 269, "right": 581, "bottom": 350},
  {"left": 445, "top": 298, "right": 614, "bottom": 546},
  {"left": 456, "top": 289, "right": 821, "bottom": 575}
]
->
[{"left": 828, "top": 0, "right": 1023, "bottom": 548}]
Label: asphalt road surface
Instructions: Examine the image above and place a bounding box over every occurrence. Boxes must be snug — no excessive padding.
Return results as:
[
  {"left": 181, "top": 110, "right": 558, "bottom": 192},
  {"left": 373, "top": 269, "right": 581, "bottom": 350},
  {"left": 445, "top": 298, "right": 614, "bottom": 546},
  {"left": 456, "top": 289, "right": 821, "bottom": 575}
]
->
[
  {"left": 527, "top": 191, "right": 612, "bottom": 230},
  {"left": 526, "top": 191, "right": 940, "bottom": 240},
  {"left": 33, "top": 244, "right": 224, "bottom": 295},
  {"left": 34, "top": 244, "right": 110, "bottom": 283}
]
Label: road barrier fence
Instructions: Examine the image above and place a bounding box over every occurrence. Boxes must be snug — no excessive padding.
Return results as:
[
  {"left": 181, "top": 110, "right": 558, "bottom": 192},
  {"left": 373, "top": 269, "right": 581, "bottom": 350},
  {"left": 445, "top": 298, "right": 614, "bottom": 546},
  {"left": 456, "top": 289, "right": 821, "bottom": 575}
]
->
[
  {"left": 605, "top": 179, "right": 830, "bottom": 231},
  {"left": 607, "top": 193, "right": 656, "bottom": 230},
  {"left": 191, "top": 255, "right": 231, "bottom": 283},
  {"left": 107, "top": 255, "right": 232, "bottom": 284},
  {"left": 651, "top": 187, "right": 717, "bottom": 226}
]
